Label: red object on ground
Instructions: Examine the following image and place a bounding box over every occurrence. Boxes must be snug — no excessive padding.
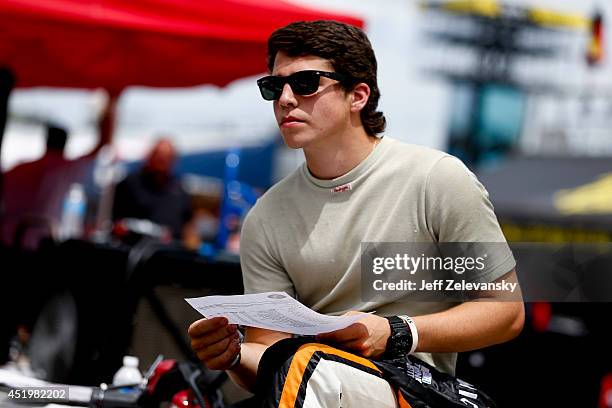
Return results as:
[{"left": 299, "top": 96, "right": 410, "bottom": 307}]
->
[
  {"left": 0, "top": 0, "right": 363, "bottom": 92},
  {"left": 171, "top": 389, "right": 204, "bottom": 408},
  {"left": 600, "top": 373, "right": 612, "bottom": 408},
  {"left": 146, "top": 359, "right": 177, "bottom": 395},
  {"left": 531, "top": 302, "right": 552, "bottom": 332}
]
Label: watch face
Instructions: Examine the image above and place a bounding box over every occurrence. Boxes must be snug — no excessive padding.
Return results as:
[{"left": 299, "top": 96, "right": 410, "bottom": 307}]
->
[{"left": 395, "top": 333, "right": 410, "bottom": 349}]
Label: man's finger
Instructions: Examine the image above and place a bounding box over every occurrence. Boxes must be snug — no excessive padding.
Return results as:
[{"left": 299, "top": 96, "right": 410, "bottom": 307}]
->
[
  {"left": 196, "top": 333, "right": 238, "bottom": 362},
  {"left": 205, "top": 339, "right": 241, "bottom": 370},
  {"left": 343, "top": 339, "right": 378, "bottom": 358},
  {"left": 191, "top": 328, "right": 236, "bottom": 351},
  {"left": 191, "top": 324, "right": 237, "bottom": 348},
  {"left": 188, "top": 317, "right": 230, "bottom": 338},
  {"left": 317, "top": 323, "right": 367, "bottom": 343}
]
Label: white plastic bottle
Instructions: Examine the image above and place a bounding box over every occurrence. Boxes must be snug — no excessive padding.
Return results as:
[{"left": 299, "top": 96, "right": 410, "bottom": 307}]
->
[
  {"left": 59, "top": 183, "right": 87, "bottom": 240},
  {"left": 112, "top": 356, "right": 143, "bottom": 387}
]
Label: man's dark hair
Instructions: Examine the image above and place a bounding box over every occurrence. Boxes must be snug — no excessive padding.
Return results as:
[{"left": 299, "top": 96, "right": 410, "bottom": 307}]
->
[
  {"left": 267, "top": 20, "right": 386, "bottom": 136},
  {"left": 46, "top": 124, "right": 68, "bottom": 152}
]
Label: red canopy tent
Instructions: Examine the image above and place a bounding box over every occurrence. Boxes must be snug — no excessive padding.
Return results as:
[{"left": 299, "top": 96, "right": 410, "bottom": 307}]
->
[{"left": 0, "top": 0, "right": 363, "bottom": 91}]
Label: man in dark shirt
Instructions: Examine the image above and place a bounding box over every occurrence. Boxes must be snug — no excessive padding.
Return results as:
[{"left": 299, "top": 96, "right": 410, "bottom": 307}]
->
[{"left": 112, "top": 138, "right": 193, "bottom": 241}]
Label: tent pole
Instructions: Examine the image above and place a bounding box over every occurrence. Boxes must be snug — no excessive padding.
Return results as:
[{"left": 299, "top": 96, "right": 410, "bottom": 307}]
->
[
  {"left": 94, "top": 91, "right": 119, "bottom": 238},
  {"left": 0, "top": 68, "right": 16, "bottom": 206}
]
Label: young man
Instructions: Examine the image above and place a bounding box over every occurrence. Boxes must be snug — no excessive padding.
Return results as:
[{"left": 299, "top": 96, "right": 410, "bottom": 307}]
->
[{"left": 189, "top": 20, "right": 524, "bottom": 406}]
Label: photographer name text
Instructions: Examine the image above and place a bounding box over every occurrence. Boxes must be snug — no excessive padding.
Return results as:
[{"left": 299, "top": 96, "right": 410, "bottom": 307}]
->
[{"left": 372, "top": 279, "right": 518, "bottom": 292}]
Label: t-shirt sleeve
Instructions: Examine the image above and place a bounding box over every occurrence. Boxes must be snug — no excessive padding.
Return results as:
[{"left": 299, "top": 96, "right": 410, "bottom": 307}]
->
[
  {"left": 425, "top": 156, "right": 516, "bottom": 283},
  {"left": 240, "top": 208, "right": 296, "bottom": 297}
]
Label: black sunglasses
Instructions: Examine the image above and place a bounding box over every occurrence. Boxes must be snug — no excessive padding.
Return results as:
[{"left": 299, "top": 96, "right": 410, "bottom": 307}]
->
[{"left": 257, "top": 70, "right": 348, "bottom": 101}]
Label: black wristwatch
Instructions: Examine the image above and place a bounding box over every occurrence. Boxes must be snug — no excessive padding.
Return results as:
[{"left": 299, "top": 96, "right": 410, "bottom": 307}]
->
[{"left": 384, "top": 316, "right": 413, "bottom": 358}]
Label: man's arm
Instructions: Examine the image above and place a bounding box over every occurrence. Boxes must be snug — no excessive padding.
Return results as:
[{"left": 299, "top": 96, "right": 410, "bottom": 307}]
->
[
  {"left": 188, "top": 319, "right": 291, "bottom": 392},
  {"left": 81, "top": 93, "right": 116, "bottom": 160},
  {"left": 193, "top": 204, "right": 295, "bottom": 390},
  {"left": 227, "top": 327, "right": 291, "bottom": 391},
  {"left": 317, "top": 269, "right": 524, "bottom": 358},
  {"left": 412, "top": 269, "right": 523, "bottom": 353}
]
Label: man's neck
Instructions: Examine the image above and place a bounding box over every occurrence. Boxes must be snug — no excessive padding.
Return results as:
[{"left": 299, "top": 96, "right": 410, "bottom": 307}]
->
[{"left": 303, "top": 128, "right": 378, "bottom": 180}]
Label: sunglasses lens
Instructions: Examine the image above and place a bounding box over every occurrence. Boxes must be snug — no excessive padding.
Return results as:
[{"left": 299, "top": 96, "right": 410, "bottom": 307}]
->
[
  {"left": 290, "top": 71, "right": 320, "bottom": 95},
  {"left": 258, "top": 77, "right": 282, "bottom": 101},
  {"left": 260, "top": 86, "right": 279, "bottom": 101}
]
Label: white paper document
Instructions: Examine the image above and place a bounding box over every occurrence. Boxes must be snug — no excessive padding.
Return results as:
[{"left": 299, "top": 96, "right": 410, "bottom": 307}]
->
[{"left": 185, "top": 292, "right": 365, "bottom": 335}]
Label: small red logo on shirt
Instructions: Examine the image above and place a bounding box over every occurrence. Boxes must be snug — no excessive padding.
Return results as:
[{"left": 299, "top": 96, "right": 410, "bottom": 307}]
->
[{"left": 331, "top": 183, "right": 352, "bottom": 193}]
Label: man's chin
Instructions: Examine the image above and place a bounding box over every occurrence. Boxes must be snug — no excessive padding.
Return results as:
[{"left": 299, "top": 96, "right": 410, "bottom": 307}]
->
[{"left": 280, "top": 131, "right": 311, "bottom": 150}]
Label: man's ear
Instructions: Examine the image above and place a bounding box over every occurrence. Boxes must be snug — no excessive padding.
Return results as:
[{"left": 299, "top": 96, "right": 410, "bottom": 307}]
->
[{"left": 349, "top": 83, "right": 370, "bottom": 113}]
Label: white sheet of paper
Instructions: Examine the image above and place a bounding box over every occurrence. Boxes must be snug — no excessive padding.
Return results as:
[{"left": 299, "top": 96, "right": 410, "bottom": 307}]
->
[{"left": 185, "top": 292, "right": 365, "bottom": 335}]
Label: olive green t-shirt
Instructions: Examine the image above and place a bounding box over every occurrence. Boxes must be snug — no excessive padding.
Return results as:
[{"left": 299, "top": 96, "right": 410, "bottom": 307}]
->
[{"left": 240, "top": 136, "right": 515, "bottom": 375}]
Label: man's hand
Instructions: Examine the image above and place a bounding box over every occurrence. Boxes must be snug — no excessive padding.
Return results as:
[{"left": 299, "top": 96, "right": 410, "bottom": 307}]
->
[
  {"left": 316, "top": 311, "right": 391, "bottom": 358},
  {"left": 188, "top": 317, "right": 241, "bottom": 370}
]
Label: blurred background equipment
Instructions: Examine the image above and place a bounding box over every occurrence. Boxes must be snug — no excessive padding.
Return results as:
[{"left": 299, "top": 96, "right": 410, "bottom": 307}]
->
[
  {"left": 420, "top": 0, "right": 591, "bottom": 166},
  {"left": 587, "top": 9, "right": 605, "bottom": 66},
  {"left": 419, "top": 1, "right": 612, "bottom": 407}
]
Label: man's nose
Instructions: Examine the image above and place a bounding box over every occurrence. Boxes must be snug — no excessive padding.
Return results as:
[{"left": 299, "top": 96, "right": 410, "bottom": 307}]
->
[{"left": 278, "top": 83, "right": 297, "bottom": 107}]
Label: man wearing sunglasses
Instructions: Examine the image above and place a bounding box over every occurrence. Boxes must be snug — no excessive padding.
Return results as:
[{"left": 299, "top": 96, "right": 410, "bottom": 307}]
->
[{"left": 189, "top": 20, "right": 523, "bottom": 407}]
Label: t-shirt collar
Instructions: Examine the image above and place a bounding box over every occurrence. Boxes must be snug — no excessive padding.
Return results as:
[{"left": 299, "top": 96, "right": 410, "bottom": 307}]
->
[{"left": 302, "top": 137, "right": 387, "bottom": 189}]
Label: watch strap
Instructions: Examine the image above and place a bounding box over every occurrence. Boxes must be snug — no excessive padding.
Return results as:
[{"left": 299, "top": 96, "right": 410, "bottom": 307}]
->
[{"left": 397, "top": 315, "right": 419, "bottom": 354}]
